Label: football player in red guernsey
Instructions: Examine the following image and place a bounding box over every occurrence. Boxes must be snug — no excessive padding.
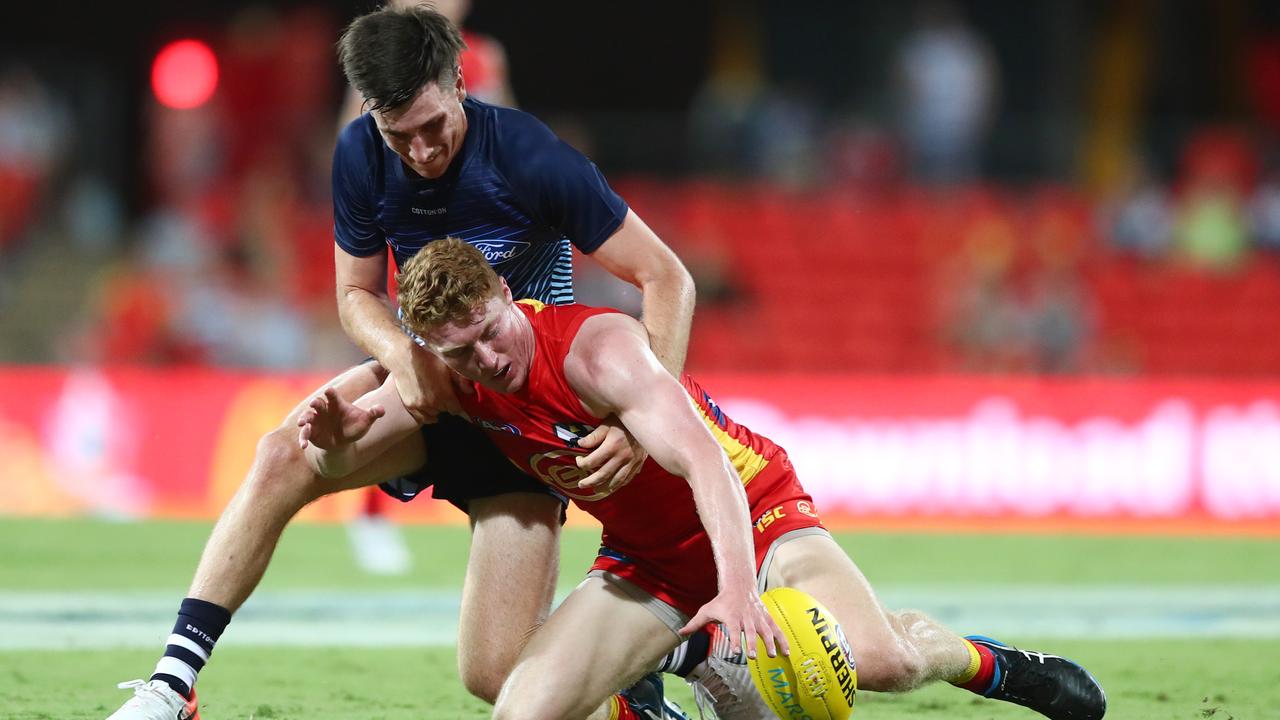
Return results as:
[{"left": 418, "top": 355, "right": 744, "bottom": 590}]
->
[{"left": 299, "top": 239, "right": 1107, "bottom": 720}]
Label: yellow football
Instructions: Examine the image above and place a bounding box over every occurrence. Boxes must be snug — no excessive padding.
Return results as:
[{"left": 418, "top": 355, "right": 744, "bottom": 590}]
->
[{"left": 747, "top": 587, "right": 856, "bottom": 720}]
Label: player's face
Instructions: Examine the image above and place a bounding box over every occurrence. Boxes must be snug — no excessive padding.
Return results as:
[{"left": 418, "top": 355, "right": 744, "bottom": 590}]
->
[
  {"left": 424, "top": 288, "right": 533, "bottom": 394},
  {"left": 374, "top": 74, "right": 468, "bottom": 180}
]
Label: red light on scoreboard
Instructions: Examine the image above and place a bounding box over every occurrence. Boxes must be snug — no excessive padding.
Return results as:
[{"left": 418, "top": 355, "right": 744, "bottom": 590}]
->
[{"left": 151, "top": 39, "right": 219, "bottom": 110}]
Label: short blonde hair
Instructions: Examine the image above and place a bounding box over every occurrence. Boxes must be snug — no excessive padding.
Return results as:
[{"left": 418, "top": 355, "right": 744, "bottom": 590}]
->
[{"left": 397, "top": 238, "right": 501, "bottom": 331}]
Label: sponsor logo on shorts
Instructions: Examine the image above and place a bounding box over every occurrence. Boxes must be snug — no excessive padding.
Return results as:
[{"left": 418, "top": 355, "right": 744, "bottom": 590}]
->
[
  {"left": 754, "top": 505, "right": 786, "bottom": 533},
  {"left": 808, "top": 606, "right": 856, "bottom": 707},
  {"left": 474, "top": 417, "right": 521, "bottom": 435},
  {"left": 796, "top": 500, "right": 817, "bottom": 518},
  {"left": 469, "top": 239, "right": 531, "bottom": 264},
  {"left": 411, "top": 206, "right": 447, "bottom": 216}
]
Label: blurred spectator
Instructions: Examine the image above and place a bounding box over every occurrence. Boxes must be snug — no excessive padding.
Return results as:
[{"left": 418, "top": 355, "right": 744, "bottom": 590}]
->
[
  {"left": 436, "top": 0, "right": 517, "bottom": 107},
  {"left": 1025, "top": 194, "right": 1095, "bottom": 372},
  {"left": 825, "top": 116, "right": 903, "bottom": 193},
  {"left": 221, "top": 6, "right": 335, "bottom": 176},
  {"left": 1099, "top": 154, "right": 1175, "bottom": 259},
  {"left": 0, "top": 64, "right": 68, "bottom": 253},
  {"left": 689, "top": 77, "right": 821, "bottom": 185},
  {"left": 893, "top": 0, "right": 998, "bottom": 184},
  {"left": 80, "top": 208, "right": 316, "bottom": 369},
  {"left": 687, "top": 1, "right": 821, "bottom": 186},
  {"left": 68, "top": 4, "right": 354, "bottom": 370},
  {"left": 1174, "top": 188, "right": 1249, "bottom": 271},
  {"left": 1248, "top": 173, "right": 1280, "bottom": 252},
  {"left": 1172, "top": 129, "right": 1255, "bottom": 271},
  {"left": 1026, "top": 265, "right": 1093, "bottom": 373},
  {"left": 937, "top": 199, "right": 1027, "bottom": 371}
]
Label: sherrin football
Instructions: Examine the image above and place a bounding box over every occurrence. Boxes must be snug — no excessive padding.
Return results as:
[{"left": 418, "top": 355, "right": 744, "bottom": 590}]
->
[{"left": 748, "top": 587, "right": 856, "bottom": 720}]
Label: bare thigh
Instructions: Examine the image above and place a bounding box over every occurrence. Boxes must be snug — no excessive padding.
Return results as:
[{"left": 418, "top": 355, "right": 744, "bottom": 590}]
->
[
  {"left": 764, "top": 534, "right": 912, "bottom": 690},
  {"left": 188, "top": 361, "right": 419, "bottom": 608},
  {"left": 456, "top": 492, "right": 563, "bottom": 703},
  {"left": 493, "top": 576, "right": 681, "bottom": 720}
]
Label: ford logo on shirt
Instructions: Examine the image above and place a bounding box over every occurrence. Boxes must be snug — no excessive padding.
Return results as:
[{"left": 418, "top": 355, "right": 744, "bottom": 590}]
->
[{"left": 470, "top": 239, "right": 530, "bottom": 263}]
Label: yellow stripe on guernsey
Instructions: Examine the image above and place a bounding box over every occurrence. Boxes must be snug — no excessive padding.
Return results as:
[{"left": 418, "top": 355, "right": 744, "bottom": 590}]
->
[
  {"left": 689, "top": 397, "right": 768, "bottom": 486},
  {"left": 516, "top": 298, "right": 547, "bottom": 312}
]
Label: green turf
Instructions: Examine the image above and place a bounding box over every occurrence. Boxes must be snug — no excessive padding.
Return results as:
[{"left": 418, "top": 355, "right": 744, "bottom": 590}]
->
[
  {"left": 3, "top": 517, "right": 1279, "bottom": 718},
  {"left": 5, "top": 639, "right": 1279, "bottom": 719},
  {"left": 4, "top": 517, "right": 1277, "bottom": 591}
]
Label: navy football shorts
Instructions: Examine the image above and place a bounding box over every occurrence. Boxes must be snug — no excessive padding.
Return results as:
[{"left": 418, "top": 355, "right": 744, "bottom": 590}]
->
[{"left": 379, "top": 412, "right": 567, "bottom": 515}]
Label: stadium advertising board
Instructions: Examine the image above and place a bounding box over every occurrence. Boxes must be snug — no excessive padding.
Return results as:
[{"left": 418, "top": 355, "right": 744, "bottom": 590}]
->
[{"left": 1, "top": 367, "right": 1276, "bottom": 533}]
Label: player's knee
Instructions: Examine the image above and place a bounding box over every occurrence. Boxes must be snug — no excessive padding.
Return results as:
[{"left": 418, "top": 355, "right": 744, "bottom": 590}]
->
[
  {"left": 490, "top": 683, "right": 566, "bottom": 720},
  {"left": 853, "top": 641, "right": 927, "bottom": 692},
  {"left": 247, "top": 428, "right": 325, "bottom": 502},
  {"left": 459, "top": 661, "right": 506, "bottom": 705}
]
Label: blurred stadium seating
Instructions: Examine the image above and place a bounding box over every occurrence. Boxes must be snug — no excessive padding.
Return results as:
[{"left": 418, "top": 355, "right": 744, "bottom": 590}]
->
[{"left": 615, "top": 179, "right": 1280, "bottom": 376}]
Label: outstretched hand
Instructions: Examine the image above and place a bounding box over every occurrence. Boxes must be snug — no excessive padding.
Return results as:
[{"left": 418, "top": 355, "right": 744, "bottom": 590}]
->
[
  {"left": 679, "top": 588, "right": 789, "bottom": 660},
  {"left": 297, "top": 387, "right": 386, "bottom": 450}
]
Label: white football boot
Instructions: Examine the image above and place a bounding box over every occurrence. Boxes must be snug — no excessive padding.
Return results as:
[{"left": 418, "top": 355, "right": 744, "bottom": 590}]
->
[
  {"left": 106, "top": 680, "right": 198, "bottom": 720},
  {"left": 686, "top": 625, "right": 774, "bottom": 720}
]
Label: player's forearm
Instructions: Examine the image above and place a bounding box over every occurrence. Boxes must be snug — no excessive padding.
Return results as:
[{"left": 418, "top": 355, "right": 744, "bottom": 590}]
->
[
  {"left": 687, "top": 458, "right": 759, "bottom": 592},
  {"left": 304, "top": 442, "right": 358, "bottom": 479},
  {"left": 337, "top": 287, "right": 417, "bottom": 372},
  {"left": 637, "top": 263, "right": 695, "bottom": 377}
]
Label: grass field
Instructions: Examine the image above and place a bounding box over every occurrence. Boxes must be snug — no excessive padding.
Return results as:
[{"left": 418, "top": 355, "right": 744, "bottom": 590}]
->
[{"left": 2, "top": 517, "right": 1279, "bottom": 719}]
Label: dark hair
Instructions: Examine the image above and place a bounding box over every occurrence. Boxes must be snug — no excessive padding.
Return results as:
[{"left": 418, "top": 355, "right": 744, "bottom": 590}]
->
[{"left": 338, "top": 5, "right": 466, "bottom": 113}]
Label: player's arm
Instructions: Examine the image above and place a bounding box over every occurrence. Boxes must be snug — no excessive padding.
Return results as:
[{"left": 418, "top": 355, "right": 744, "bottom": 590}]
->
[
  {"left": 571, "top": 210, "right": 695, "bottom": 490},
  {"left": 334, "top": 247, "right": 463, "bottom": 423},
  {"left": 298, "top": 374, "right": 421, "bottom": 478},
  {"left": 502, "top": 112, "right": 694, "bottom": 487},
  {"left": 332, "top": 125, "right": 463, "bottom": 423},
  {"left": 335, "top": 247, "right": 410, "bottom": 372},
  {"left": 564, "top": 315, "right": 785, "bottom": 658},
  {"left": 590, "top": 209, "right": 696, "bottom": 377}
]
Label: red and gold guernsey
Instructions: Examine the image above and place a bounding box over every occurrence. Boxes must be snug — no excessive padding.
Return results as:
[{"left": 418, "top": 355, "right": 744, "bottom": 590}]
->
[{"left": 458, "top": 300, "right": 824, "bottom": 616}]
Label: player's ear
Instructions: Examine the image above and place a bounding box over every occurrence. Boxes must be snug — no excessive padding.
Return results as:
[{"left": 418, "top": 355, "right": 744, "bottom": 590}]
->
[
  {"left": 455, "top": 66, "right": 466, "bottom": 103},
  {"left": 499, "top": 277, "right": 512, "bottom": 303}
]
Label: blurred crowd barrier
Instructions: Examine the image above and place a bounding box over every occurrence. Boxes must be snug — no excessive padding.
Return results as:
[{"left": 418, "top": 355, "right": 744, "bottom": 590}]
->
[{"left": 2, "top": 366, "right": 1276, "bottom": 533}]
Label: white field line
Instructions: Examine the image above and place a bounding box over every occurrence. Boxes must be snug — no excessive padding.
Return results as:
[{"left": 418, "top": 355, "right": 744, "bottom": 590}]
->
[{"left": 0, "top": 585, "right": 1277, "bottom": 650}]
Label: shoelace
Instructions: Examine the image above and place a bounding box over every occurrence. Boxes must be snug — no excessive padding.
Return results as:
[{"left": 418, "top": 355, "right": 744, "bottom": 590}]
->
[
  {"left": 118, "top": 679, "right": 162, "bottom": 695},
  {"left": 687, "top": 657, "right": 754, "bottom": 720},
  {"left": 116, "top": 680, "right": 182, "bottom": 712},
  {"left": 688, "top": 679, "right": 716, "bottom": 720}
]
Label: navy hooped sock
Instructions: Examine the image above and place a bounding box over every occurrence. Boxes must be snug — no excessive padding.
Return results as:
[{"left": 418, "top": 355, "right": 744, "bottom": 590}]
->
[
  {"left": 655, "top": 628, "right": 713, "bottom": 677},
  {"left": 150, "top": 597, "right": 232, "bottom": 698}
]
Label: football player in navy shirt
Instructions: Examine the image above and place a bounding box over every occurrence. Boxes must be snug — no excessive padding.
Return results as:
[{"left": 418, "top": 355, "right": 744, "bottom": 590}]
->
[{"left": 106, "top": 7, "right": 694, "bottom": 720}]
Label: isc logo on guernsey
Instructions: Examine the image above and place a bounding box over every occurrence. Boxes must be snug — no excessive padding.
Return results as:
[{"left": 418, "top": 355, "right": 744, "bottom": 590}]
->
[{"left": 469, "top": 239, "right": 530, "bottom": 263}]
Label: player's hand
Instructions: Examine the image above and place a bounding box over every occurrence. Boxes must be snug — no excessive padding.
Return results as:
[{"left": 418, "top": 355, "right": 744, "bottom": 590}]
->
[
  {"left": 390, "top": 343, "right": 463, "bottom": 423},
  {"left": 575, "top": 416, "right": 647, "bottom": 494},
  {"left": 679, "top": 586, "right": 788, "bottom": 660},
  {"left": 297, "top": 387, "right": 386, "bottom": 450}
]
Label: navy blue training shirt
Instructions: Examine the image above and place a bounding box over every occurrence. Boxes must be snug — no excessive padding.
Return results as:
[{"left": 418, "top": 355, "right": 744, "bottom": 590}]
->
[{"left": 333, "top": 98, "right": 629, "bottom": 305}]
